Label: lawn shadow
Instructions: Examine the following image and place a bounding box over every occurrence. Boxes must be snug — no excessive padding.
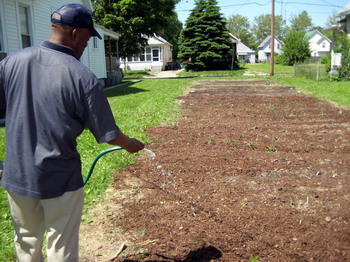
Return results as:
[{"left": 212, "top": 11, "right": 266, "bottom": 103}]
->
[
  {"left": 105, "top": 81, "right": 149, "bottom": 98},
  {"left": 120, "top": 245, "right": 222, "bottom": 262}
]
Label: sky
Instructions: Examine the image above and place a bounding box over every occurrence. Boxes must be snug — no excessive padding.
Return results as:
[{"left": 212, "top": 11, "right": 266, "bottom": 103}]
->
[{"left": 175, "top": 0, "right": 350, "bottom": 28}]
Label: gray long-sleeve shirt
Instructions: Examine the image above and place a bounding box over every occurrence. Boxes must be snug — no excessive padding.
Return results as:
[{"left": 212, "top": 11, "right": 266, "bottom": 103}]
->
[{"left": 0, "top": 41, "right": 120, "bottom": 199}]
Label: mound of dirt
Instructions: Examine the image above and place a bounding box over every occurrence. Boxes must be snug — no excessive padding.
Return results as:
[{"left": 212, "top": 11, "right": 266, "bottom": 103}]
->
[{"left": 81, "top": 79, "right": 350, "bottom": 262}]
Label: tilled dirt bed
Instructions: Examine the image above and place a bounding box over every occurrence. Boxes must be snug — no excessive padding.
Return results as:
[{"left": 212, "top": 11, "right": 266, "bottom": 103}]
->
[{"left": 110, "top": 79, "right": 350, "bottom": 262}]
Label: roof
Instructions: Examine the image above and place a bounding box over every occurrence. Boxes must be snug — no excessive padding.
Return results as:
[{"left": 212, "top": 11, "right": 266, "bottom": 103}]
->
[
  {"left": 147, "top": 34, "right": 172, "bottom": 46},
  {"left": 305, "top": 30, "right": 331, "bottom": 43},
  {"left": 339, "top": 2, "right": 350, "bottom": 16},
  {"left": 95, "top": 25, "right": 119, "bottom": 39},
  {"left": 258, "top": 35, "right": 283, "bottom": 48},
  {"left": 228, "top": 33, "right": 240, "bottom": 43},
  {"left": 228, "top": 33, "right": 254, "bottom": 52},
  {"left": 237, "top": 42, "right": 254, "bottom": 54}
]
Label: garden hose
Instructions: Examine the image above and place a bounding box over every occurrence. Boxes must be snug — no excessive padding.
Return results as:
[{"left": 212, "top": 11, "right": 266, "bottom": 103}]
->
[{"left": 84, "top": 146, "right": 125, "bottom": 185}]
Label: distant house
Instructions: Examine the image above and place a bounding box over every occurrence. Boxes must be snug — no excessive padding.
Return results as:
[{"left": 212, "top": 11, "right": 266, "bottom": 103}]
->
[
  {"left": 0, "top": 0, "right": 119, "bottom": 86},
  {"left": 305, "top": 30, "right": 331, "bottom": 59},
  {"left": 338, "top": 2, "right": 350, "bottom": 36},
  {"left": 228, "top": 33, "right": 255, "bottom": 64},
  {"left": 120, "top": 35, "right": 173, "bottom": 71},
  {"left": 258, "top": 36, "right": 283, "bottom": 62}
]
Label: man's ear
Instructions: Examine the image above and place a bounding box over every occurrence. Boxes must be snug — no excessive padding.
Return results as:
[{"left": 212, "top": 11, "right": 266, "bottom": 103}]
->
[{"left": 71, "top": 28, "right": 78, "bottom": 41}]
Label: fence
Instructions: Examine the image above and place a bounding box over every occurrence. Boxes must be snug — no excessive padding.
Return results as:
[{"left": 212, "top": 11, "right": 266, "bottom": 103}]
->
[{"left": 294, "top": 63, "right": 328, "bottom": 81}]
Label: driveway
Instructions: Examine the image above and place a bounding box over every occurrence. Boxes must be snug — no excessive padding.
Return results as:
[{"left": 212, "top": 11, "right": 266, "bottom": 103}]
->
[{"left": 143, "top": 69, "right": 182, "bottom": 78}]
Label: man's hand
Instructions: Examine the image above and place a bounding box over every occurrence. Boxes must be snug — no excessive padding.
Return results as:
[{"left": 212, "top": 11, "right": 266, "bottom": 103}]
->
[
  {"left": 107, "top": 133, "right": 144, "bottom": 153},
  {"left": 124, "top": 137, "right": 144, "bottom": 153}
]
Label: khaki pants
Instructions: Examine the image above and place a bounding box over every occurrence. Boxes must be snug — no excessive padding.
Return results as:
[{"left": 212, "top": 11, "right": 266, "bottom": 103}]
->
[{"left": 7, "top": 188, "right": 84, "bottom": 262}]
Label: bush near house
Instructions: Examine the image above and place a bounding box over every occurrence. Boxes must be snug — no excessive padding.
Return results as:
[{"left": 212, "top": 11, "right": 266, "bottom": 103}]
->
[
  {"left": 337, "top": 33, "right": 350, "bottom": 80},
  {"left": 280, "top": 31, "right": 311, "bottom": 66}
]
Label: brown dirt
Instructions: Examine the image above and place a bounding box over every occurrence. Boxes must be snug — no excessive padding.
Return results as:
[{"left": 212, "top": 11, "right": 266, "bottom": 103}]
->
[{"left": 81, "top": 78, "right": 350, "bottom": 262}]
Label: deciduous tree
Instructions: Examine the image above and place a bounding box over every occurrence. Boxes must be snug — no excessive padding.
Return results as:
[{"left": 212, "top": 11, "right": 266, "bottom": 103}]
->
[
  {"left": 288, "top": 11, "right": 313, "bottom": 33},
  {"left": 251, "top": 14, "right": 286, "bottom": 45},
  {"left": 226, "top": 14, "right": 255, "bottom": 49},
  {"left": 92, "top": 0, "right": 180, "bottom": 59}
]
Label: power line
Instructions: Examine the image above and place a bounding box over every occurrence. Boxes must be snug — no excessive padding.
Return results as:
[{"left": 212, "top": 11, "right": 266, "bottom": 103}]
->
[
  {"left": 276, "top": 1, "right": 343, "bottom": 8},
  {"left": 176, "top": 1, "right": 271, "bottom": 12},
  {"left": 176, "top": 0, "right": 342, "bottom": 12},
  {"left": 319, "top": 0, "right": 341, "bottom": 8}
]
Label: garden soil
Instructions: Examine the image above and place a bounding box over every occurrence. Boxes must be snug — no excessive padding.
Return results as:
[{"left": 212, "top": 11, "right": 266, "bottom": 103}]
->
[{"left": 80, "top": 78, "right": 350, "bottom": 262}]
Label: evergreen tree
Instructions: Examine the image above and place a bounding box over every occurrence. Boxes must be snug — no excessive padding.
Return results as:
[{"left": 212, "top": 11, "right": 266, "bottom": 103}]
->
[
  {"left": 281, "top": 31, "right": 311, "bottom": 65},
  {"left": 178, "top": 0, "right": 232, "bottom": 71}
]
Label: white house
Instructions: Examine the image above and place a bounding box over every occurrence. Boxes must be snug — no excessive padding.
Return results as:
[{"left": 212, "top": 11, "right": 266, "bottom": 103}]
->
[
  {"left": 338, "top": 2, "right": 350, "bottom": 36},
  {"left": 120, "top": 35, "right": 173, "bottom": 71},
  {"left": 258, "top": 36, "right": 283, "bottom": 62},
  {"left": 305, "top": 30, "right": 331, "bottom": 59},
  {"left": 0, "top": 0, "right": 119, "bottom": 86},
  {"left": 228, "top": 33, "right": 255, "bottom": 64}
]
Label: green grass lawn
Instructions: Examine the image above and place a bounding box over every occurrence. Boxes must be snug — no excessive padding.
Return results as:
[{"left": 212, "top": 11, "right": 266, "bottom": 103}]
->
[
  {"left": 178, "top": 68, "right": 246, "bottom": 77},
  {"left": 244, "top": 63, "right": 294, "bottom": 75},
  {"left": 275, "top": 76, "right": 350, "bottom": 108},
  {"left": 123, "top": 70, "right": 150, "bottom": 79},
  {"left": 177, "top": 63, "right": 294, "bottom": 76}
]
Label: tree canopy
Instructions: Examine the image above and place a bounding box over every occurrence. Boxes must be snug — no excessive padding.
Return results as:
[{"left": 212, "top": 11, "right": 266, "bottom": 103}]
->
[
  {"left": 92, "top": 0, "right": 180, "bottom": 59},
  {"left": 178, "top": 0, "right": 233, "bottom": 71},
  {"left": 251, "top": 14, "right": 286, "bottom": 45},
  {"left": 226, "top": 14, "right": 256, "bottom": 50},
  {"left": 288, "top": 11, "right": 313, "bottom": 33}
]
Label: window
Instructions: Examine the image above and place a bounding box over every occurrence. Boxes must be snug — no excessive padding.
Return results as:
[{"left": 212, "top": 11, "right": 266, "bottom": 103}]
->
[
  {"left": 152, "top": 48, "right": 159, "bottom": 61},
  {"left": 134, "top": 46, "right": 163, "bottom": 62},
  {"left": 19, "top": 5, "right": 31, "bottom": 48},
  {"left": 140, "top": 53, "right": 145, "bottom": 61},
  {"left": 93, "top": 37, "right": 98, "bottom": 49},
  {"left": 322, "top": 42, "right": 326, "bottom": 48},
  {"left": 146, "top": 47, "right": 152, "bottom": 61}
]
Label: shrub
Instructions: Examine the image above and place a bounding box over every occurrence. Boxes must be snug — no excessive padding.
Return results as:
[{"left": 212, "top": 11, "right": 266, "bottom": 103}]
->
[
  {"left": 274, "top": 53, "right": 285, "bottom": 64},
  {"left": 282, "top": 31, "right": 311, "bottom": 65}
]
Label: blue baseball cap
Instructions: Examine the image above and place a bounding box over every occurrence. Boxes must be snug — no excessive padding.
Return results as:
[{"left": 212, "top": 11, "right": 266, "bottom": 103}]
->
[{"left": 51, "top": 4, "right": 102, "bottom": 39}]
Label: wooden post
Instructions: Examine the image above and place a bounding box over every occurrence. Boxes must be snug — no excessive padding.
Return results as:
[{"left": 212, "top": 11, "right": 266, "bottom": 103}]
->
[{"left": 270, "top": 0, "right": 275, "bottom": 76}]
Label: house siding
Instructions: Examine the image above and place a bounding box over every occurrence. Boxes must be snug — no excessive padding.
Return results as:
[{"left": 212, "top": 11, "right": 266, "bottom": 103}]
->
[
  {"left": 3, "top": 0, "right": 21, "bottom": 53},
  {"left": 1, "top": 0, "right": 108, "bottom": 79},
  {"left": 31, "top": 1, "right": 51, "bottom": 45},
  {"left": 120, "top": 36, "right": 173, "bottom": 71},
  {"left": 307, "top": 31, "right": 331, "bottom": 58},
  {"left": 88, "top": 27, "right": 107, "bottom": 79},
  {"left": 258, "top": 38, "right": 283, "bottom": 62}
]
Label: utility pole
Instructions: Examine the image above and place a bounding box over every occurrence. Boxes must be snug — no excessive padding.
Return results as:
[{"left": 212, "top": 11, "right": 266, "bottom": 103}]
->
[{"left": 270, "top": 0, "right": 275, "bottom": 76}]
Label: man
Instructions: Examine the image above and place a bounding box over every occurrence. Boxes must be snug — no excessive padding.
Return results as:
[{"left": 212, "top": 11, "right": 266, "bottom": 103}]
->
[{"left": 0, "top": 4, "right": 144, "bottom": 261}]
